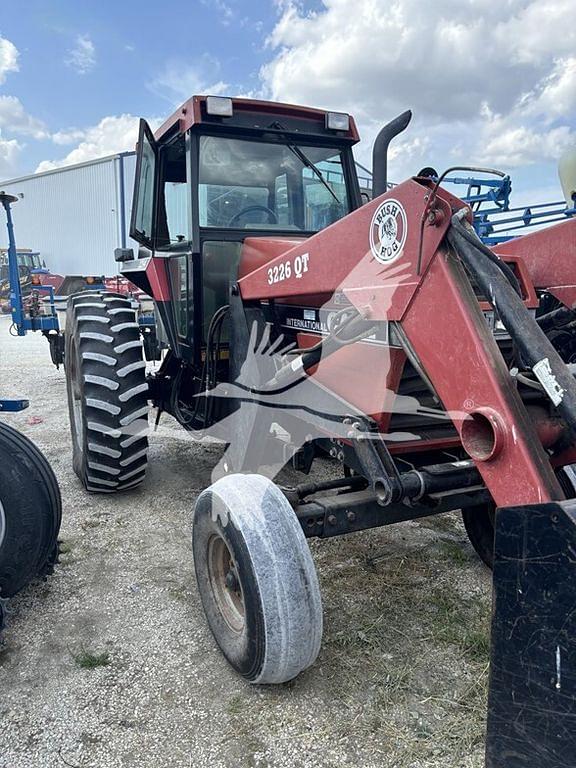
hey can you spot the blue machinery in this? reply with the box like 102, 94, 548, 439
0, 398, 28, 413
445, 173, 576, 245
1, 192, 59, 336
361, 167, 576, 244
1, 191, 155, 366
0, 194, 42, 411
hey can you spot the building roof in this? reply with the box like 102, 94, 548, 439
0, 151, 136, 186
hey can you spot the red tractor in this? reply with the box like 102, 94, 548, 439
64, 96, 576, 766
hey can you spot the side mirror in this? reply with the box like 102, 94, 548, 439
114, 247, 135, 263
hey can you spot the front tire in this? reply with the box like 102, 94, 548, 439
65, 292, 149, 493
193, 474, 323, 684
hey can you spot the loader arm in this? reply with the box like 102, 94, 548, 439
237, 177, 576, 508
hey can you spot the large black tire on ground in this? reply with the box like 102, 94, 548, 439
0, 421, 62, 599
462, 503, 496, 570
193, 473, 323, 684
65, 292, 149, 493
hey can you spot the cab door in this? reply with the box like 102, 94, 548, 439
127, 119, 193, 357
130, 119, 158, 249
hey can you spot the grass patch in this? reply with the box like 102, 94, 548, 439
461, 629, 491, 663
439, 539, 470, 565
81, 518, 101, 530
227, 694, 244, 716
374, 665, 412, 708
167, 584, 189, 603
430, 588, 491, 664
304, 520, 490, 765
74, 650, 111, 669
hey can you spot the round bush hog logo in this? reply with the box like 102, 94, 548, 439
369, 198, 408, 264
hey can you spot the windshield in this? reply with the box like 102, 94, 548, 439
19, 253, 42, 269
198, 135, 350, 231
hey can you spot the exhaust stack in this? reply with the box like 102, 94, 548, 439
371, 110, 412, 197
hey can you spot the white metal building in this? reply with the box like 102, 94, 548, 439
0, 152, 138, 277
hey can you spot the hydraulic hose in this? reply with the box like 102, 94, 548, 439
452, 214, 523, 297
447, 211, 576, 436
537, 306, 575, 332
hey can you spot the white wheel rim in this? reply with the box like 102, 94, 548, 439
207, 534, 245, 633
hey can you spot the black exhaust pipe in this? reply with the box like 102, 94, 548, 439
371, 110, 412, 197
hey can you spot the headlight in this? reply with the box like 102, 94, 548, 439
326, 112, 350, 131
206, 96, 233, 117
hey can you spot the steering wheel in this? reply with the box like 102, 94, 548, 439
228, 205, 278, 227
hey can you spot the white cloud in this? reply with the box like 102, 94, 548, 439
0, 96, 48, 139
0, 131, 22, 178
494, 2, 576, 66
149, 55, 229, 105
0, 35, 18, 85
64, 34, 96, 75
260, 0, 576, 176
470, 58, 576, 168
478, 123, 574, 167
522, 58, 576, 119
51, 127, 89, 146
201, 0, 234, 26
36, 114, 161, 172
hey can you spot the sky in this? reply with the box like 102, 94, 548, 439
0, 0, 575, 205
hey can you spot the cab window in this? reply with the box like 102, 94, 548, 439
198, 135, 350, 231
156, 135, 190, 250
132, 126, 156, 243
303, 157, 348, 230
130, 120, 190, 250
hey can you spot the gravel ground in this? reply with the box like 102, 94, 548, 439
0, 315, 492, 768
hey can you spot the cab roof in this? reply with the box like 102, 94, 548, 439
154, 95, 360, 144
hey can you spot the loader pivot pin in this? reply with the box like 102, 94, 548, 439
461, 409, 505, 462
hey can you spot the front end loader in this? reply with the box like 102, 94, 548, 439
63, 95, 576, 766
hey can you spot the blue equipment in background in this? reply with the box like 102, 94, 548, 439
443, 173, 576, 245
1, 191, 59, 336
0, 398, 28, 412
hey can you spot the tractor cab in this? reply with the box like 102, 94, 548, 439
121, 95, 362, 365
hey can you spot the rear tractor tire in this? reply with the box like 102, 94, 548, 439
0, 422, 62, 609
193, 474, 323, 684
65, 292, 149, 493
462, 503, 496, 570
461, 466, 576, 571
